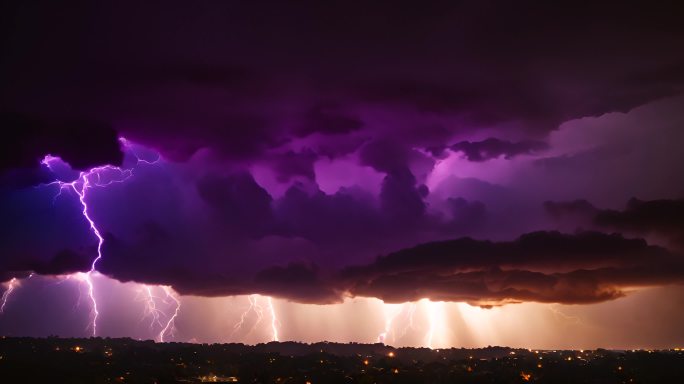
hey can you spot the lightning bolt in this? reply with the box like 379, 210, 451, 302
233, 294, 280, 342
0, 278, 19, 314
137, 285, 165, 329
402, 303, 418, 339
423, 300, 446, 349
548, 304, 584, 326
233, 294, 265, 337
41, 154, 135, 336
266, 296, 279, 342
378, 302, 403, 344
37, 138, 173, 338
158, 286, 181, 342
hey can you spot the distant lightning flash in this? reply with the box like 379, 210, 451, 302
377, 302, 419, 345
548, 304, 585, 326
135, 285, 182, 342
158, 286, 181, 342
378, 303, 403, 344
424, 300, 447, 349
233, 294, 280, 342
0, 278, 19, 314
138, 285, 165, 329
233, 294, 264, 337
266, 296, 280, 342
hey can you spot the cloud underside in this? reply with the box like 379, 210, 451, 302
123, 231, 682, 307
79, 232, 684, 306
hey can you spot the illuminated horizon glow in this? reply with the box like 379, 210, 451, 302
378, 302, 403, 343
139, 285, 165, 329
1, 274, 678, 349
377, 300, 454, 349
423, 300, 448, 349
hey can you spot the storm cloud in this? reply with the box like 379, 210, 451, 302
1, 1, 684, 312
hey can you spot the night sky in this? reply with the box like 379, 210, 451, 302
2, 1, 684, 349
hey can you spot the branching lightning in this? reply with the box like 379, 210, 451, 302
34, 138, 179, 339
378, 303, 403, 343
41, 156, 129, 335
158, 286, 181, 342
233, 294, 264, 337
137, 285, 166, 329
233, 294, 280, 342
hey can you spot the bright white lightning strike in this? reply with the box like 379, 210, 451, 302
233, 294, 264, 337
158, 286, 181, 342
138, 285, 165, 329
378, 303, 403, 343
41, 155, 133, 336
36, 138, 174, 339
423, 300, 447, 349
1, 278, 19, 314
266, 296, 279, 342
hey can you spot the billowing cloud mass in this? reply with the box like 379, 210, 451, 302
341, 231, 684, 306
1, 0, 684, 321
546, 198, 684, 250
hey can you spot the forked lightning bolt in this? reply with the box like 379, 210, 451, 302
233, 294, 280, 342
37, 138, 174, 338
41, 156, 132, 336
138, 285, 165, 329
158, 286, 181, 342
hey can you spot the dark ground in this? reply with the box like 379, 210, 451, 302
1, 337, 683, 383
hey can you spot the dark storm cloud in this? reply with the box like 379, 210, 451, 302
2, 0, 684, 311
296, 103, 364, 137
594, 199, 684, 240
544, 199, 597, 219
254, 262, 339, 304
546, 198, 684, 249
0, 113, 122, 178
196, 172, 275, 237
340, 231, 684, 306
448, 138, 548, 162
2, 1, 683, 167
